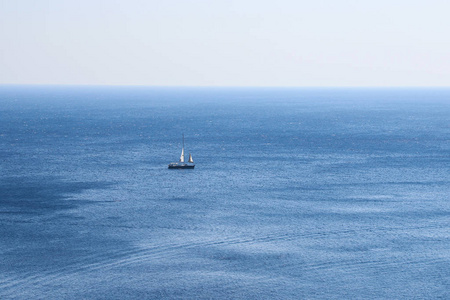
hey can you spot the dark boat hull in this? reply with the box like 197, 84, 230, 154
168, 164, 195, 169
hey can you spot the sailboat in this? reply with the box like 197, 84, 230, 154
168, 134, 195, 169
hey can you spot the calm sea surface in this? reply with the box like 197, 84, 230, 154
0, 86, 449, 299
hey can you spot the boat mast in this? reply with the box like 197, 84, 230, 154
180, 133, 185, 163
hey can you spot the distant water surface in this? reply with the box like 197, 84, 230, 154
0, 86, 449, 299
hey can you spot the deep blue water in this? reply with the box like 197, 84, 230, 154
0, 86, 449, 299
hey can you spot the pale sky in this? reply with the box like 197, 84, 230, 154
1, 0, 449, 86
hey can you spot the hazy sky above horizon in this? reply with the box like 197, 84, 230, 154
1, 0, 449, 86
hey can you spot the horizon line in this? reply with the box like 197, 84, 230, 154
1, 84, 450, 89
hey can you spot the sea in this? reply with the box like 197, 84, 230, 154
0, 86, 449, 299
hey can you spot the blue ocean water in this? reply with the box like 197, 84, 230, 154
0, 86, 449, 299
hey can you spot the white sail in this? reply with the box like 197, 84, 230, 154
188, 153, 194, 163
180, 148, 184, 162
